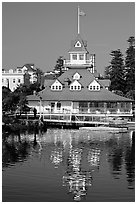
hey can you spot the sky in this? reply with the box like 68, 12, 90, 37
2, 2, 135, 74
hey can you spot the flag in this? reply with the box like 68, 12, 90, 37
79, 10, 86, 16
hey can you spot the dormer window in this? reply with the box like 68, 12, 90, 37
75, 41, 82, 47
51, 79, 63, 91
73, 72, 81, 80
70, 80, 82, 91
88, 80, 100, 91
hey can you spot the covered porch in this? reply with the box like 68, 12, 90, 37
33, 101, 133, 115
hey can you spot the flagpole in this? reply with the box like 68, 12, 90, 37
78, 5, 80, 34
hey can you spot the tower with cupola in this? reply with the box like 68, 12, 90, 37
64, 6, 95, 73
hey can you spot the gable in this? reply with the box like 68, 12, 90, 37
88, 80, 100, 91
69, 34, 88, 53
70, 80, 82, 91
73, 72, 81, 80
51, 79, 62, 86
51, 79, 63, 91
89, 80, 100, 86
70, 80, 81, 86
75, 41, 82, 47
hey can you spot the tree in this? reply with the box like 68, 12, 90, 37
54, 56, 64, 76
125, 90, 135, 100
34, 68, 44, 85
125, 36, 135, 94
2, 92, 20, 113
24, 72, 31, 86
2, 86, 11, 100
108, 49, 125, 94
104, 65, 111, 79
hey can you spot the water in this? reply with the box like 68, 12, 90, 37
2, 128, 135, 202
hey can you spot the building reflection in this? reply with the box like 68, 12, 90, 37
62, 135, 92, 201
87, 148, 101, 169
3, 129, 135, 200
50, 134, 64, 168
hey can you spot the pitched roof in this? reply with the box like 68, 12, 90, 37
58, 68, 95, 86
24, 64, 36, 72
27, 85, 132, 102
27, 68, 133, 102
17, 64, 36, 72
68, 34, 88, 53
98, 79, 111, 87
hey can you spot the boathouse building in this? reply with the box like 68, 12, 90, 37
27, 33, 133, 123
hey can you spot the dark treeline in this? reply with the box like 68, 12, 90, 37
104, 36, 135, 100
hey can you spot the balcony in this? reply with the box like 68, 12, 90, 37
64, 60, 93, 67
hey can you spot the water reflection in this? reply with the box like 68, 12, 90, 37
2, 134, 31, 168
87, 148, 101, 168
2, 129, 135, 201
50, 134, 64, 168
125, 131, 135, 189
106, 132, 135, 184
63, 135, 92, 201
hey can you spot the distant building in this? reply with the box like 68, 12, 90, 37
2, 64, 37, 91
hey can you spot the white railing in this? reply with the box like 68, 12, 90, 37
64, 60, 92, 66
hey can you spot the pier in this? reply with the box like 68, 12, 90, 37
4, 112, 133, 130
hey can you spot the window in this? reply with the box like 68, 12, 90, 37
72, 54, 77, 60
70, 85, 81, 91
121, 102, 129, 109
79, 54, 84, 60
75, 41, 81, 47
13, 79, 15, 83
79, 102, 88, 112
18, 79, 21, 83
78, 86, 80, 90
18, 69, 22, 73
107, 102, 117, 108
70, 86, 73, 90
2, 79, 4, 83
57, 102, 61, 110
51, 85, 62, 90
89, 85, 100, 91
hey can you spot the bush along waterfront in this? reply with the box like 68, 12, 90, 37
2, 114, 46, 138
